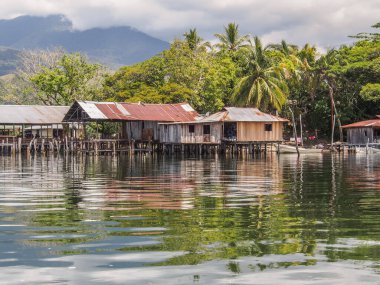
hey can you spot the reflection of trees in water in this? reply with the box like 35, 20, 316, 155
5, 154, 380, 270
279, 154, 380, 263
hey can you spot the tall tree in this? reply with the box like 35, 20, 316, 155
31, 53, 107, 105
183, 28, 204, 51
0, 48, 65, 104
233, 37, 288, 111
214, 23, 249, 52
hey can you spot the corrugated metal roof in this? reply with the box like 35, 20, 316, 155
69, 101, 200, 122
160, 107, 289, 125
0, 105, 69, 124
95, 103, 136, 120
342, 119, 380, 129
196, 107, 288, 123
119, 102, 198, 122
224, 107, 288, 122
78, 101, 107, 120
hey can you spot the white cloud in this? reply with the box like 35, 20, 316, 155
0, 0, 379, 47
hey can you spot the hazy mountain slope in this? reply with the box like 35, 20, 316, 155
0, 15, 169, 69
0, 47, 21, 75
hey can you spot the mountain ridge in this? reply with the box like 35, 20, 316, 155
0, 14, 169, 74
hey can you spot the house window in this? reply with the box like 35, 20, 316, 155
189, 125, 195, 133
203, 125, 211, 135
265, 124, 273, 132
364, 130, 368, 137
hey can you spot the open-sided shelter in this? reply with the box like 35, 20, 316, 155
0, 105, 70, 139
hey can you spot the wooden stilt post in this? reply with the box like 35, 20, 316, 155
18, 137, 21, 153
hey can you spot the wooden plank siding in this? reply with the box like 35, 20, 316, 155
181, 123, 221, 144
160, 123, 222, 144
346, 127, 373, 144
124, 121, 160, 141
159, 124, 182, 143
237, 122, 284, 142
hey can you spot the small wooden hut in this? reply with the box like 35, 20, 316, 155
63, 101, 200, 142
342, 116, 380, 144
159, 107, 288, 144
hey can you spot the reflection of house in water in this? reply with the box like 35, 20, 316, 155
104, 175, 197, 210
102, 157, 288, 210
343, 155, 380, 190
229, 156, 285, 197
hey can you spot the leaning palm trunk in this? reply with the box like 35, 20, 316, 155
327, 82, 343, 143
288, 106, 300, 156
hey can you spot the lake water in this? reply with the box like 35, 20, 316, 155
0, 153, 380, 284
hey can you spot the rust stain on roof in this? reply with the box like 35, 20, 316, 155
69, 101, 199, 122
342, 119, 380, 128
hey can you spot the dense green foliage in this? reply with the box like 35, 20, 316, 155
30, 53, 105, 105
102, 23, 380, 138
103, 39, 237, 113
1, 22, 379, 138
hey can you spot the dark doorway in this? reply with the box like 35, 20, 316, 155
374, 128, 380, 142
224, 122, 237, 140
203, 125, 211, 135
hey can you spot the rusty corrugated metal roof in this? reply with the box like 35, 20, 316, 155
78, 101, 108, 120
119, 103, 198, 121
0, 105, 69, 124
342, 119, 380, 129
70, 101, 199, 122
95, 103, 136, 120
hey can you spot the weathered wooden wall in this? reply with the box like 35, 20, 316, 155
124, 121, 160, 141
237, 122, 284, 142
182, 123, 221, 143
346, 127, 373, 144
160, 123, 222, 144
159, 124, 182, 143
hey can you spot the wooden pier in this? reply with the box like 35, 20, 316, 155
335, 142, 380, 154
0, 135, 279, 157
161, 141, 276, 156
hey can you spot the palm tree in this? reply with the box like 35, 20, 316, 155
214, 23, 249, 52
183, 28, 210, 51
266, 40, 299, 55
232, 37, 288, 111
267, 40, 306, 81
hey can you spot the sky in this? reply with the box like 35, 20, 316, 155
0, 0, 379, 49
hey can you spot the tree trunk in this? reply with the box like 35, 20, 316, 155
289, 106, 299, 156
327, 82, 343, 142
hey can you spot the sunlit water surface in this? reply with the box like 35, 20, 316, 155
0, 153, 380, 284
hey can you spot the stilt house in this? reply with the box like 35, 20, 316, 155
342, 116, 380, 144
63, 101, 200, 141
159, 107, 288, 144
0, 105, 70, 139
